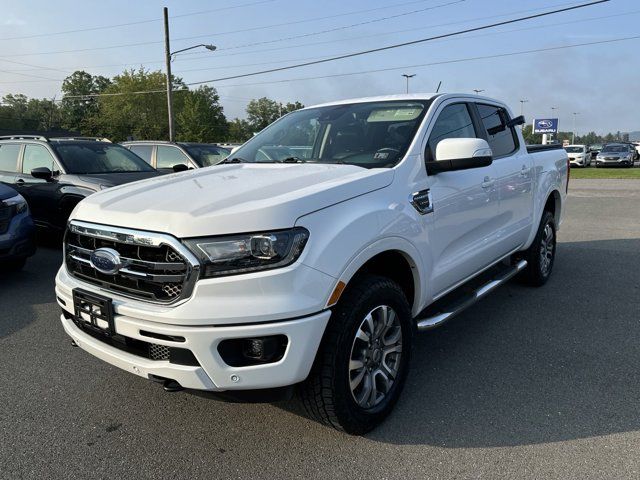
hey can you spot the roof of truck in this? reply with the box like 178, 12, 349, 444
305, 93, 503, 110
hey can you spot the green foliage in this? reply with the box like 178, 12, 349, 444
0, 70, 307, 143
176, 86, 227, 142
60, 70, 111, 134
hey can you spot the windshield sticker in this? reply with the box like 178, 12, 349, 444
367, 107, 423, 122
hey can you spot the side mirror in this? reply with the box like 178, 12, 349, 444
31, 167, 53, 181
427, 138, 493, 174
172, 163, 189, 172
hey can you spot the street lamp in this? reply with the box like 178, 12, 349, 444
164, 7, 216, 142
402, 74, 416, 94
473, 89, 484, 95
550, 107, 558, 142
572, 112, 580, 144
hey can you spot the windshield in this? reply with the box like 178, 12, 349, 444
230, 100, 431, 169
183, 144, 230, 167
564, 146, 585, 153
601, 145, 627, 153
53, 143, 156, 174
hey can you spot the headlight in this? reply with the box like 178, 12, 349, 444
3, 194, 29, 215
184, 227, 309, 278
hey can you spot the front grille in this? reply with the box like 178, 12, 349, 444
0, 205, 13, 235
64, 222, 198, 304
149, 343, 170, 361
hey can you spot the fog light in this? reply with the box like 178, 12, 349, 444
242, 336, 282, 361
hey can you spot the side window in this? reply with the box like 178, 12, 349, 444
0, 144, 21, 172
23, 144, 56, 173
426, 103, 477, 161
156, 146, 189, 169
128, 145, 153, 165
476, 104, 518, 158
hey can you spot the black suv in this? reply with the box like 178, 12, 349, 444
121, 141, 230, 174
0, 136, 160, 232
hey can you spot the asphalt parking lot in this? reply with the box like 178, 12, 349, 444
1, 179, 639, 480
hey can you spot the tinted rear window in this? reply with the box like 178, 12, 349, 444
53, 143, 156, 174
476, 104, 518, 157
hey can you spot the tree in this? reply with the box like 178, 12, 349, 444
246, 97, 281, 132
60, 71, 111, 134
227, 118, 252, 142
175, 85, 227, 142
95, 68, 186, 141
0, 94, 61, 131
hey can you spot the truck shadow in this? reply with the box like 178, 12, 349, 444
359, 238, 640, 447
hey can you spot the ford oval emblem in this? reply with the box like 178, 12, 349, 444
90, 248, 123, 275
538, 120, 553, 128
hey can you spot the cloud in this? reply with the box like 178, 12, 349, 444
3, 16, 26, 26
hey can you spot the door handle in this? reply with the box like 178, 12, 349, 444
15, 178, 25, 184
481, 177, 495, 189
520, 165, 530, 177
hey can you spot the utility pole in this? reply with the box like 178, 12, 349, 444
572, 112, 579, 144
402, 74, 416, 94
163, 7, 174, 142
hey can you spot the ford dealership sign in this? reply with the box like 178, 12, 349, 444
533, 118, 559, 134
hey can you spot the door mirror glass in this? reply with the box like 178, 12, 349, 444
427, 138, 493, 174
31, 166, 53, 181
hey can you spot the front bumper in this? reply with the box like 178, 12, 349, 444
0, 213, 36, 261
57, 291, 331, 391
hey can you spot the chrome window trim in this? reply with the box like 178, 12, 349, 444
65, 220, 201, 305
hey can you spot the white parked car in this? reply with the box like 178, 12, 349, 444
55, 94, 569, 434
564, 144, 591, 167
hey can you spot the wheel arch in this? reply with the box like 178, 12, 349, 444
329, 237, 424, 316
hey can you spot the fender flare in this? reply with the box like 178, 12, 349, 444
328, 236, 426, 316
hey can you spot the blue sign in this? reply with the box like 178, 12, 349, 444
533, 118, 559, 134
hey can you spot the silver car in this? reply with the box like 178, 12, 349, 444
596, 143, 635, 168
564, 144, 591, 167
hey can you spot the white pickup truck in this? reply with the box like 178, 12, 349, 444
55, 94, 568, 434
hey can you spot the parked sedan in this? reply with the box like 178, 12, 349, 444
595, 143, 635, 168
0, 183, 35, 271
121, 141, 230, 174
564, 144, 591, 167
0, 136, 160, 233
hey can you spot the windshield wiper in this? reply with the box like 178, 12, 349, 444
221, 157, 248, 164
280, 156, 307, 163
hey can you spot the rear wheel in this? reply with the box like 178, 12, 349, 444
299, 274, 413, 435
518, 211, 556, 287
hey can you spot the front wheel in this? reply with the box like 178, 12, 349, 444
298, 274, 413, 435
518, 211, 556, 286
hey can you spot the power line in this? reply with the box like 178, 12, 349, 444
10, 0, 585, 72
216, 0, 465, 51
0, 0, 275, 42
207, 34, 640, 88
187, 0, 610, 85
57, 32, 639, 100
0, 0, 462, 58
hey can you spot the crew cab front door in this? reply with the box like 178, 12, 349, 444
424, 102, 501, 297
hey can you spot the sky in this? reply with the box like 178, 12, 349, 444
0, 0, 638, 135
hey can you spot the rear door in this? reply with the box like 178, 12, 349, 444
126, 144, 155, 166
473, 102, 533, 251
0, 143, 22, 186
424, 101, 501, 296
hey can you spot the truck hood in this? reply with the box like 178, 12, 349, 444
71, 163, 394, 237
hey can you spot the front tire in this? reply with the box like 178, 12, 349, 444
299, 274, 413, 435
519, 211, 556, 286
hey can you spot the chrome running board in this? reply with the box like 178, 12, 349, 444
416, 259, 528, 331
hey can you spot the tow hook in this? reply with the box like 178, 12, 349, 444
163, 379, 184, 392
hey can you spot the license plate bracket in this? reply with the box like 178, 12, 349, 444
73, 289, 115, 336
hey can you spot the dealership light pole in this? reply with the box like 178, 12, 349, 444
519, 99, 529, 130
402, 74, 416, 94
164, 7, 216, 142
572, 112, 580, 144
550, 107, 558, 142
